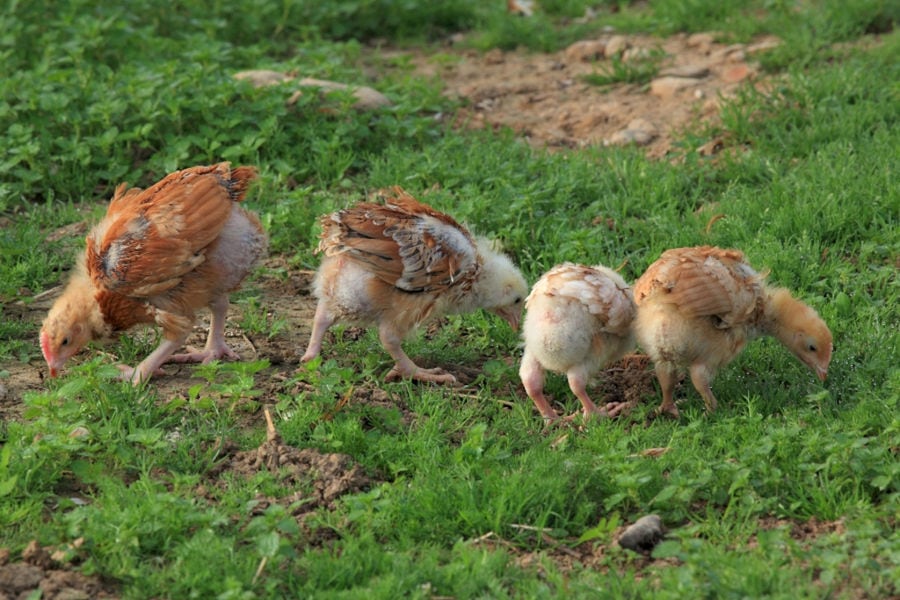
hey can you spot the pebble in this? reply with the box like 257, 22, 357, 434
233, 69, 291, 87
608, 118, 658, 146
564, 40, 606, 62
608, 128, 656, 146
287, 78, 392, 111
650, 76, 700, 98
235, 71, 391, 111
618, 514, 664, 553
604, 35, 629, 58
721, 63, 753, 84
686, 32, 715, 48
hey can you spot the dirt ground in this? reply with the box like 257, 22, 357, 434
409, 31, 779, 156
1, 30, 792, 597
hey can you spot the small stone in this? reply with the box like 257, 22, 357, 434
746, 38, 781, 54
627, 118, 657, 134
604, 35, 629, 58
618, 514, 664, 553
608, 128, 656, 146
287, 78, 391, 111
649, 76, 699, 98
659, 65, 710, 79
726, 49, 746, 62
687, 32, 715, 48
233, 70, 292, 87
721, 63, 753, 84
55, 589, 90, 600
564, 40, 606, 62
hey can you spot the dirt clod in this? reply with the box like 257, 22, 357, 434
0, 541, 118, 599
207, 409, 373, 517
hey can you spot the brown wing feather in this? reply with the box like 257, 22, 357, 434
318, 188, 479, 293
635, 246, 761, 323
86, 163, 255, 298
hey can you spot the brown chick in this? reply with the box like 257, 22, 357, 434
633, 246, 833, 418
519, 263, 636, 422
40, 162, 268, 383
300, 186, 528, 384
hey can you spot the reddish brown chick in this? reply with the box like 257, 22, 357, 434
633, 246, 833, 418
40, 162, 268, 383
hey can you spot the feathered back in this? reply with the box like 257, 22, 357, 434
528, 263, 635, 335
634, 245, 765, 327
317, 186, 481, 294
86, 162, 256, 299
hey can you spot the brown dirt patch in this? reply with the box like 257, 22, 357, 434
205, 409, 373, 515
0, 540, 118, 600
200, 409, 376, 546
405, 31, 780, 157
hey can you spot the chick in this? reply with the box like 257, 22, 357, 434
519, 263, 636, 421
40, 163, 267, 383
301, 186, 528, 383
633, 246, 833, 418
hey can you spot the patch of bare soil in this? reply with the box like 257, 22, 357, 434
0, 540, 118, 600
200, 409, 376, 546
407, 31, 780, 157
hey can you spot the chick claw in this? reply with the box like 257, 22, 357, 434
385, 365, 458, 385
167, 344, 240, 365
116, 364, 165, 383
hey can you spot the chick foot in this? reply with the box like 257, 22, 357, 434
167, 343, 240, 365
116, 364, 165, 383
385, 365, 458, 384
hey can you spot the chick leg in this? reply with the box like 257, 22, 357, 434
118, 336, 187, 384
519, 352, 559, 421
654, 362, 680, 419
689, 363, 718, 413
168, 296, 239, 364
566, 367, 608, 421
300, 301, 335, 363
379, 323, 456, 384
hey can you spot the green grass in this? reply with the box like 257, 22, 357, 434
1, 0, 899, 598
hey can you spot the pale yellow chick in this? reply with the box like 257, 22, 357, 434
519, 263, 636, 421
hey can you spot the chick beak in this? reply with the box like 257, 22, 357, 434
40, 332, 61, 377
493, 307, 521, 332
816, 365, 828, 381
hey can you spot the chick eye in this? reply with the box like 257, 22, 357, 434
807, 343, 817, 352
514, 296, 523, 304
61, 337, 69, 346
